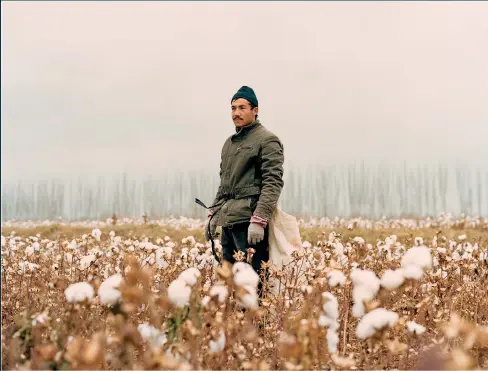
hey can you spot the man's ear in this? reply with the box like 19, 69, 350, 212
253, 107, 259, 117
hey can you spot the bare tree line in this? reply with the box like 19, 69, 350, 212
1, 162, 487, 221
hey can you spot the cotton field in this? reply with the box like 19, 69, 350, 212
1, 217, 488, 370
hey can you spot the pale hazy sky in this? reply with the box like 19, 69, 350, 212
2, 1, 488, 181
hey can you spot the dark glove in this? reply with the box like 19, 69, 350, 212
247, 222, 265, 245
204, 216, 218, 241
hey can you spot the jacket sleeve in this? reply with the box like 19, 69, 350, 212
253, 135, 284, 221
210, 159, 223, 212
210, 140, 227, 217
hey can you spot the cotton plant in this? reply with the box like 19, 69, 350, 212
356, 308, 399, 340
98, 274, 122, 306
167, 267, 201, 308
91, 228, 102, 242
232, 262, 259, 310
209, 330, 226, 353
350, 268, 381, 318
65, 282, 95, 303
318, 292, 340, 353
407, 321, 426, 335
327, 270, 346, 287
138, 322, 167, 349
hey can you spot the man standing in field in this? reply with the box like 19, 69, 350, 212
204, 86, 285, 290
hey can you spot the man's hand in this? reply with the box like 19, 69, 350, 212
204, 216, 218, 241
248, 222, 265, 245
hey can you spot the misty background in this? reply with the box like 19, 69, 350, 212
2, 2, 488, 220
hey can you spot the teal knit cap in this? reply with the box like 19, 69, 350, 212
231, 86, 258, 107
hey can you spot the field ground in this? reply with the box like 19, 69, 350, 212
2, 220, 488, 370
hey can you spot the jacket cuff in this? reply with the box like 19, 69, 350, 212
251, 215, 268, 228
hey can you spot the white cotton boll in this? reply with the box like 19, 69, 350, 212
238, 285, 258, 309
352, 301, 365, 318
322, 292, 339, 320
155, 249, 169, 269
452, 251, 461, 261
401, 246, 432, 270
19, 261, 39, 274
25, 245, 35, 256
181, 247, 189, 259
91, 229, 102, 242
65, 282, 95, 303
350, 262, 360, 270
79, 254, 96, 270
351, 286, 377, 318
201, 296, 211, 307
178, 267, 201, 286
318, 314, 339, 330
232, 262, 251, 276
209, 330, 226, 353
458, 234, 467, 241
352, 285, 376, 303
234, 267, 260, 288
301, 285, 313, 295
380, 269, 405, 290
209, 284, 229, 303
32, 311, 49, 326
437, 247, 446, 255
99, 286, 121, 305
402, 264, 424, 280
334, 243, 344, 256
327, 270, 346, 287
326, 329, 339, 353
407, 321, 426, 335
140, 242, 158, 251
353, 236, 365, 244
98, 274, 122, 305
1, 236, 5, 247
189, 247, 200, 259
433, 256, 439, 267
303, 241, 312, 249
351, 269, 380, 296
356, 308, 399, 340
138, 323, 167, 349
167, 279, 191, 308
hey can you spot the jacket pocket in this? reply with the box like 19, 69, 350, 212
225, 198, 252, 223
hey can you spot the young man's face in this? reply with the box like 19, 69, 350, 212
231, 98, 258, 128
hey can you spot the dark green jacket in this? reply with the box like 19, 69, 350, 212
211, 120, 284, 227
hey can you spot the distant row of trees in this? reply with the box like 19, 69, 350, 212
1, 162, 487, 221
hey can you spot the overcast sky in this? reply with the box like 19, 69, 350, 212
2, 1, 488, 182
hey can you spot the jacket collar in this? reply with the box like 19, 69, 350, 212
234, 119, 261, 136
